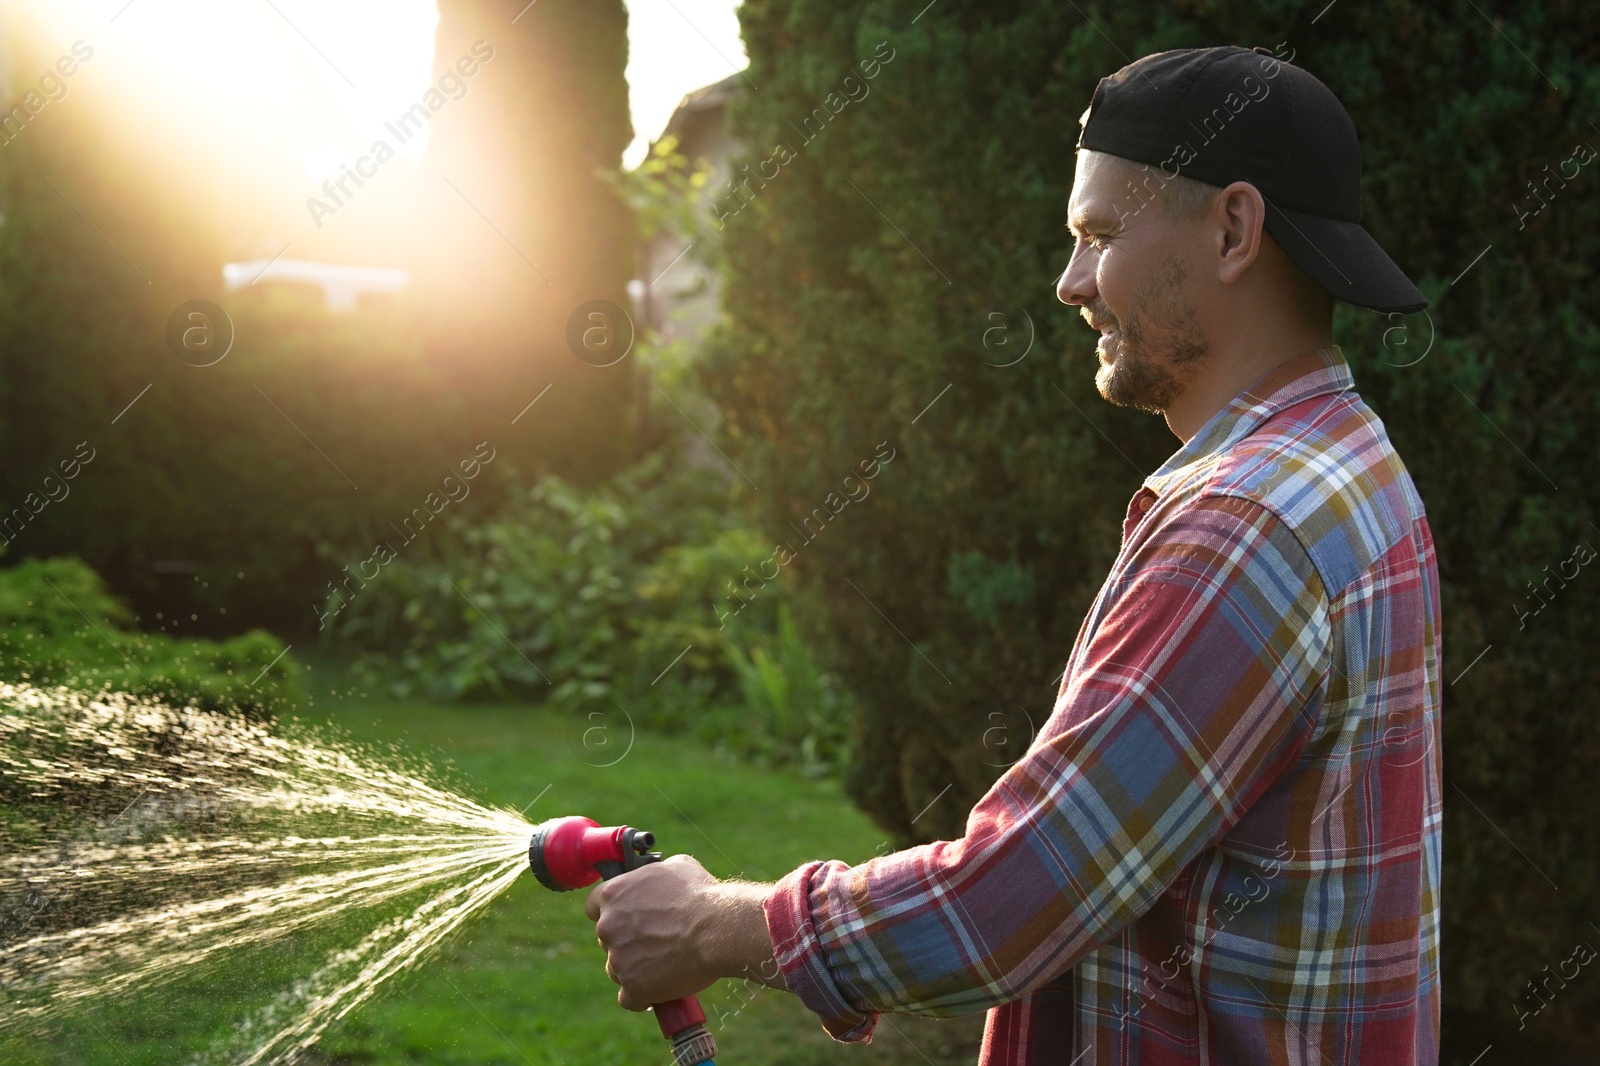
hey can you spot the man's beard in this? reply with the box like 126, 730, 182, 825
1090, 255, 1210, 414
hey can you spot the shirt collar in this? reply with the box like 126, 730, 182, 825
1142, 345, 1354, 496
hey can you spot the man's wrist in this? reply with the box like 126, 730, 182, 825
698, 880, 786, 990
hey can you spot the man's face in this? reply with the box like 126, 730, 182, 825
1056, 150, 1210, 414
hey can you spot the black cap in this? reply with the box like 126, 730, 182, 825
1078, 45, 1427, 315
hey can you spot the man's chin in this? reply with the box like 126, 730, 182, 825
1094, 363, 1118, 402
1096, 362, 1165, 415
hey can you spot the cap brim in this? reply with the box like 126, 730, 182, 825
1263, 199, 1428, 315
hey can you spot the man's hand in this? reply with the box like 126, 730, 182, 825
582, 854, 784, 1011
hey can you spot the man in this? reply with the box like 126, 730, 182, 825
585, 45, 1443, 1065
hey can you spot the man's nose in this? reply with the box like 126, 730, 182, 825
1056, 247, 1096, 306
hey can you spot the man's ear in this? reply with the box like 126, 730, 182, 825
1214, 180, 1267, 286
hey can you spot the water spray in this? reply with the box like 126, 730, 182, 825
528, 816, 719, 1066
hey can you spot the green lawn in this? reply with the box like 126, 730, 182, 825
5, 673, 986, 1065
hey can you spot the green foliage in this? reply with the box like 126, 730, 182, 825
605, 134, 718, 250
325, 446, 855, 773
0, 552, 301, 716
723, 602, 856, 777
707, 0, 1600, 1053
946, 551, 1037, 630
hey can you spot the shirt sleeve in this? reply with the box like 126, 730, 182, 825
762, 494, 1332, 1041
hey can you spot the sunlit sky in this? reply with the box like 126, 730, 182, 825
620, 0, 748, 167
12, 0, 746, 175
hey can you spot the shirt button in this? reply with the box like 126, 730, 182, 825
1138, 494, 1154, 512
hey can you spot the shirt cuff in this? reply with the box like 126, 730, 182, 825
762, 859, 879, 1042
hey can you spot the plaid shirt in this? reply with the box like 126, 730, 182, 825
764, 345, 1443, 1065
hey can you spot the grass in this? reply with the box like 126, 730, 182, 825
4, 665, 986, 1066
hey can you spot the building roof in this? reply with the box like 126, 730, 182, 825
651, 71, 745, 158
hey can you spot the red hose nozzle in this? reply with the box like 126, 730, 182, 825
528, 816, 658, 891
526, 815, 720, 1065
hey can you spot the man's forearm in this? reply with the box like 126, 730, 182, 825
700, 880, 787, 991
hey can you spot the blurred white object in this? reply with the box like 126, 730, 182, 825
222, 258, 408, 311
